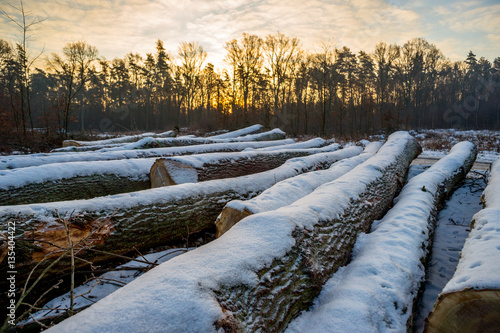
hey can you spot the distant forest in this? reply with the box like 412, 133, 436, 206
1, 31, 499, 150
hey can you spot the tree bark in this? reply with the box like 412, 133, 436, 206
0, 149, 350, 307
425, 159, 500, 333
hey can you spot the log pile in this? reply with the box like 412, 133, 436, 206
39, 132, 421, 333
2, 143, 315, 205
0, 147, 359, 300
425, 159, 500, 333
55, 128, 284, 153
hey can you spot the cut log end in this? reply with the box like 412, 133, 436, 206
25, 218, 115, 263
425, 289, 500, 333
150, 158, 198, 188
215, 206, 253, 238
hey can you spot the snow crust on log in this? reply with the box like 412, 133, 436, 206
441, 159, 500, 293
215, 143, 381, 236
0, 147, 353, 222
286, 141, 477, 333
45, 132, 418, 333
207, 124, 263, 139
0, 140, 294, 170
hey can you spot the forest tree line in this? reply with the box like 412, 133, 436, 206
1, 31, 499, 150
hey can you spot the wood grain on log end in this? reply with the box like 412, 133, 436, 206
150, 158, 198, 188
216, 206, 253, 238
25, 218, 115, 263
425, 289, 500, 333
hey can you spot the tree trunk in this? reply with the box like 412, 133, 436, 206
0, 149, 351, 310
150, 145, 338, 188
425, 159, 500, 333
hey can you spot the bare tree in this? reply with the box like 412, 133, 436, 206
1, 0, 45, 140
47, 41, 98, 136
178, 41, 206, 126
264, 33, 300, 122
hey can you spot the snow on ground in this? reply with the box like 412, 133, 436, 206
286, 142, 476, 333
0, 140, 294, 170
43, 132, 416, 333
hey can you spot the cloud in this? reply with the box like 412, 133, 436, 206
0, 0, 498, 69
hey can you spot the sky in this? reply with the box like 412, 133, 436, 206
0, 0, 499, 69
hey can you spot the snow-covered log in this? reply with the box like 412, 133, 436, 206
0, 140, 294, 170
0, 159, 155, 205
215, 142, 383, 237
425, 159, 500, 333
43, 132, 420, 333
286, 141, 477, 333
207, 124, 263, 139
62, 130, 175, 147
149, 144, 339, 188
54, 129, 286, 153
0, 148, 358, 300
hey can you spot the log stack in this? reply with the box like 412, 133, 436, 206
41, 132, 421, 333
2, 143, 321, 205
425, 159, 500, 333
61, 130, 175, 147
0, 147, 360, 303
